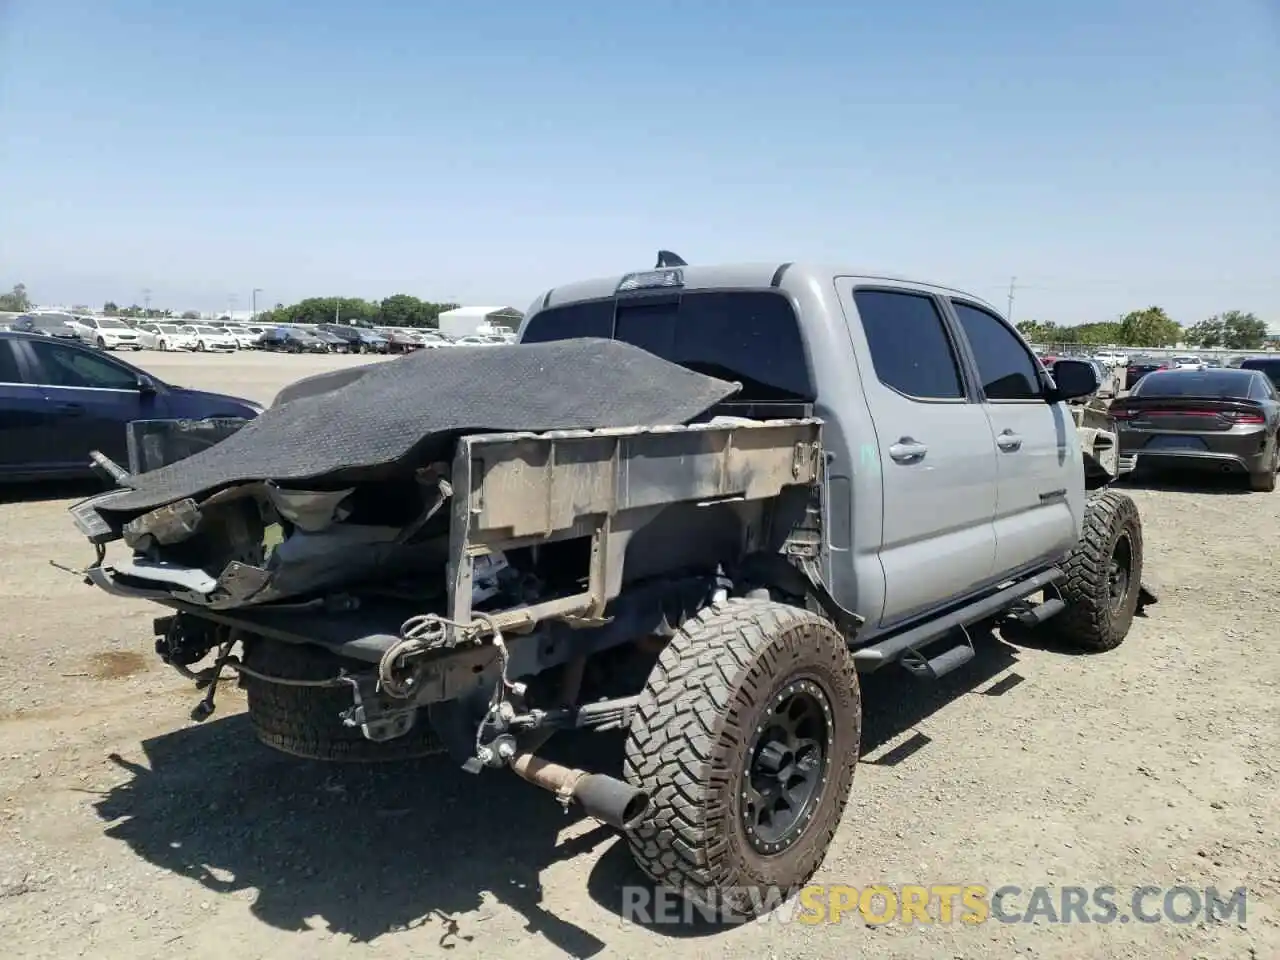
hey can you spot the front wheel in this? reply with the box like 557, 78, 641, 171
624, 598, 861, 918
1049, 489, 1143, 651
96, 336, 107, 350
196, 341, 206, 352
158, 340, 168, 351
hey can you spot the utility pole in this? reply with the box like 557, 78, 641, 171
227, 294, 237, 320
142, 288, 152, 315
251, 288, 263, 321
1006, 276, 1016, 323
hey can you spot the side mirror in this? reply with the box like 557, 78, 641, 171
136, 374, 159, 395
1047, 359, 1100, 402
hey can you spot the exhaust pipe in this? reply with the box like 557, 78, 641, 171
509, 751, 650, 830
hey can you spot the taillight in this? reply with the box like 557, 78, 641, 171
1223, 411, 1265, 424
1110, 406, 1136, 421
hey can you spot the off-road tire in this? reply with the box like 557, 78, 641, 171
1249, 441, 1278, 493
241, 636, 443, 762
623, 598, 861, 919
1050, 489, 1143, 651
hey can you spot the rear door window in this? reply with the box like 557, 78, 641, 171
852, 289, 965, 400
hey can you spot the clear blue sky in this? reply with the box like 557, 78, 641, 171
2, 0, 1277, 326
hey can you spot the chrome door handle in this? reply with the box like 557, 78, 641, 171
996, 430, 1023, 451
888, 438, 928, 463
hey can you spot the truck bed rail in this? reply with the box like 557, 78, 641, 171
446, 417, 824, 635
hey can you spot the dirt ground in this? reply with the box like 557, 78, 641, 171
1, 352, 1277, 960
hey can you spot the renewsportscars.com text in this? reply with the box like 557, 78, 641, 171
622, 884, 1249, 927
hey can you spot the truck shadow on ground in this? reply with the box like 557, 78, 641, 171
94, 626, 1032, 951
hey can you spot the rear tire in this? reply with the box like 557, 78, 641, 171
1249, 441, 1278, 492
1049, 489, 1143, 651
623, 598, 861, 918
241, 636, 443, 762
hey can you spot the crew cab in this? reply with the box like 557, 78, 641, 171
69, 258, 1154, 920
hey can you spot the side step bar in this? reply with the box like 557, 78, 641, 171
1011, 596, 1065, 627
900, 636, 975, 680
851, 567, 1065, 671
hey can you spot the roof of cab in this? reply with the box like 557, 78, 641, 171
531, 261, 999, 315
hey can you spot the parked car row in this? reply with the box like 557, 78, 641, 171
10, 312, 521, 356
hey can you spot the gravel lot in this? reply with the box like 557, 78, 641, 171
1, 351, 1277, 960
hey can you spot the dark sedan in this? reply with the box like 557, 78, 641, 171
316, 323, 389, 354
0, 331, 261, 482
1239, 356, 1280, 390
1110, 368, 1279, 491
257, 327, 330, 353
1123, 356, 1169, 390
12, 313, 80, 340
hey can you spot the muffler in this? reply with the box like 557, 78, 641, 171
509, 751, 650, 830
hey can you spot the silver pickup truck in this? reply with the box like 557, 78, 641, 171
71, 257, 1155, 919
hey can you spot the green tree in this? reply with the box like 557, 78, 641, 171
103, 301, 119, 315
1218, 310, 1267, 350
1015, 320, 1059, 343
181, 310, 200, 320
257, 295, 462, 329
0, 283, 32, 312
1069, 321, 1123, 346
376, 294, 458, 329
1183, 317, 1224, 348
1118, 306, 1181, 348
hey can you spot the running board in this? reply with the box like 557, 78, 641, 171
900, 639, 975, 680
852, 567, 1065, 670
1010, 596, 1065, 627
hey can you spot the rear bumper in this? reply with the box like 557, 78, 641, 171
1118, 433, 1272, 474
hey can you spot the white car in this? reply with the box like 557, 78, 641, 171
215, 324, 261, 349
77, 316, 144, 351
1093, 351, 1128, 367
135, 322, 196, 351
181, 324, 240, 352
1169, 355, 1207, 371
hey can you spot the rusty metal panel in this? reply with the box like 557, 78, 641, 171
461, 419, 823, 542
